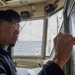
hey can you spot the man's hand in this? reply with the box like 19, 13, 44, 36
52, 32, 75, 69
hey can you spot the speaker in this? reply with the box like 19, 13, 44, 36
20, 11, 30, 19
44, 4, 56, 14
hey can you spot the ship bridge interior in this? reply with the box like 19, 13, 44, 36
0, 0, 65, 75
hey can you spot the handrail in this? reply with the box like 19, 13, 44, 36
0, 0, 5, 7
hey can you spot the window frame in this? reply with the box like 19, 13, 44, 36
45, 8, 64, 57
12, 8, 63, 59
12, 18, 47, 59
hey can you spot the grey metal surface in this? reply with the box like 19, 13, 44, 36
69, 3, 75, 75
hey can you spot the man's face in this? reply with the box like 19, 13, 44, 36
0, 19, 20, 46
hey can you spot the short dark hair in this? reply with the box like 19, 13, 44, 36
0, 9, 21, 23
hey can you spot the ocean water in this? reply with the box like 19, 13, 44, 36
14, 41, 42, 56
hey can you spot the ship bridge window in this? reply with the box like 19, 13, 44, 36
46, 9, 63, 56
13, 19, 44, 57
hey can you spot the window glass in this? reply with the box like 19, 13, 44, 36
14, 20, 44, 56
46, 9, 63, 56
57, 9, 63, 32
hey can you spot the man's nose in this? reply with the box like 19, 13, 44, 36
14, 26, 20, 34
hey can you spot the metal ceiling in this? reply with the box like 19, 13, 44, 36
0, 0, 47, 7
